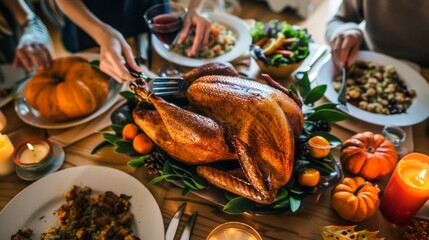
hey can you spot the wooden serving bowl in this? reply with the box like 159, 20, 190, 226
255, 59, 302, 78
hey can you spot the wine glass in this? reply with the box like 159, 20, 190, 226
144, 2, 187, 76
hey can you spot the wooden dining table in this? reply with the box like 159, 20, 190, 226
2, 1, 429, 239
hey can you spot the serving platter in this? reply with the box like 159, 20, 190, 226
171, 159, 343, 215
13, 54, 127, 129
152, 12, 252, 67
317, 51, 429, 126
0, 166, 164, 239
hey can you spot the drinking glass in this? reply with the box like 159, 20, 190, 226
144, 2, 187, 76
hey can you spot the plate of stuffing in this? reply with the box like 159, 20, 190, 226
317, 51, 429, 126
0, 166, 164, 240
152, 12, 251, 67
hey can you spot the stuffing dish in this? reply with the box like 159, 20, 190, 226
11, 185, 139, 240
172, 22, 237, 59
333, 60, 416, 115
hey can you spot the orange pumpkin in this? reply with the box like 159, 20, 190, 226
331, 177, 380, 222
25, 56, 110, 122
340, 131, 397, 180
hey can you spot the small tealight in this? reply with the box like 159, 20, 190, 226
13, 138, 53, 172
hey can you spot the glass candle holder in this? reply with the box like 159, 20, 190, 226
13, 138, 53, 172
379, 152, 429, 225
382, 125, 406, 157
206, 222, 262, 240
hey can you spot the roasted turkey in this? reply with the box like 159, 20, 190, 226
131, 63, 304, 204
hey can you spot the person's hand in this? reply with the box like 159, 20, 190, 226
177, 9, 211, 57
13, 17, 52, 72
330, 30, 363, 69
96, 25, 140, 83
13, 42, 52, 72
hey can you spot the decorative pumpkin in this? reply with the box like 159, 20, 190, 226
331, 177, 380, 222
25, 56, 110, 122
340, 131, 398, 180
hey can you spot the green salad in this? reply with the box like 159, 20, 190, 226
250, 20, 311, 66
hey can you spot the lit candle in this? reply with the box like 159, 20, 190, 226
20, 143, 50, 164
13, 138, 52, 171
379, 152, 429, 225
206, 222, 262, 240
0, 133, 15, 176
0, 110, 6, 131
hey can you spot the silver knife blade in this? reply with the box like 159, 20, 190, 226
179, 211, 198, 240
165, 203, 187, 240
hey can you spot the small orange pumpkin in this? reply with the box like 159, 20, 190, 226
340, 131, 397, 180
25, 56, 110, 122
331, 177, 380, 222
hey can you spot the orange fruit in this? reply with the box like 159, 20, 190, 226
133, 133, 154, 154
308, 136, 331, 159
122, 123, 138, 140
297, 168, 320, 187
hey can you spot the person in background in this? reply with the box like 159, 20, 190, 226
55, 0, 211, 83
0, 0, 52, 72
326, 0, 429, 69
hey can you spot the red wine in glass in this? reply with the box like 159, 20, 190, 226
144, 2, 187, 76
152, 14, 183, 47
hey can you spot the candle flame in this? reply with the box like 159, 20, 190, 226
26, 143, 34, 152
419, 169, 427, 179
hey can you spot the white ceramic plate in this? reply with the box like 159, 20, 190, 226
317, 51, 429, 126
0, 166, 164, 239
14, 54, 127, 129
152, 12, 251, 67
0, 64, 28, 107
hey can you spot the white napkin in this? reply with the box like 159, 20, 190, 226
47, 99, 126, 148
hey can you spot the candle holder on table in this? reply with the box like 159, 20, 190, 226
13, 138, 64, 181
379, 152, 429, 225
206, 222, 262, 240
382, 125, 407, 158
0, 132, 15, 176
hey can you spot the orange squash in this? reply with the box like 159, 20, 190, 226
25, 56, 110, 122
340, 131, 398, 180
331, 177, 380, 222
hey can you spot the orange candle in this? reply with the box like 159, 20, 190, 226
379, 153, 429, 225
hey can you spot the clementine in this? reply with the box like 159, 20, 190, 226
133, 133, 154, 154
308, 136, 331, 159
122, 123, 138, 140
297, 168, 320, 187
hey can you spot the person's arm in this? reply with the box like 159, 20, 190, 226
55, 0, 140, 83
2, 0, 52, 71
177, 0, 211, 57
325, 0, 364, 68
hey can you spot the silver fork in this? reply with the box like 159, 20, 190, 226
129, 68, 188, 97
337, 66, 349, 112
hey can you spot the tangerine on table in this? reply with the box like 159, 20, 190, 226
308, 136, 331, 159
133, 133, 154, 154
122, 123, 138, 140
297, 168, 320, 187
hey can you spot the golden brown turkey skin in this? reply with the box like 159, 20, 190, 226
187, 75, 303, 190
131, 62, 304, 204
133, 97, 236, 164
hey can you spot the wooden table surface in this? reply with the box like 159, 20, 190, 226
2, 1, 429, 239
